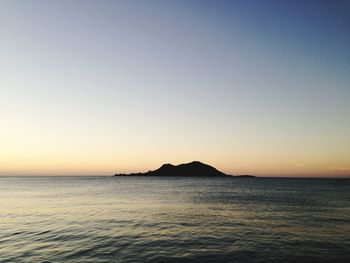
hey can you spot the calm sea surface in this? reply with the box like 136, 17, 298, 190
0, 177, 349, 263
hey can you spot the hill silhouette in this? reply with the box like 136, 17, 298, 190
114, 161, 233, 177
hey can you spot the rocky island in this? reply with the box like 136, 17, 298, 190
114, 161, 255, 177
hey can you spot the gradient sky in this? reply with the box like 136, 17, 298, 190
1, 0, 349, 176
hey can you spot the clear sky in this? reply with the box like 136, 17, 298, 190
1, 0, 349, 176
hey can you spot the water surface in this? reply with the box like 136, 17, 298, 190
1, 177, 349, 262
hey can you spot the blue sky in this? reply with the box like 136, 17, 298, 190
1, 0, 349, 176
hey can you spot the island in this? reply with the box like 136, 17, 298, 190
114, 161, 256, 177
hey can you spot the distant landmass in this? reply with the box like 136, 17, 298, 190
236, 175, 256, 178
114, 161, 255, 177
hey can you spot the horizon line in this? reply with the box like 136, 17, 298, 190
0, 175, 349, 179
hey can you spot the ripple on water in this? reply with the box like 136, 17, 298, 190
0, 177, 349, 263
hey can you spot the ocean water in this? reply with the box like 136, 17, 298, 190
0, 177, 349, 263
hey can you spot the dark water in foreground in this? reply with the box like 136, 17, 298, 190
0, 177, 349, 263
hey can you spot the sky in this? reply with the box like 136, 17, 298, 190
1, 0, 349, 177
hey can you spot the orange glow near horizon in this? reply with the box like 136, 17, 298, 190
1, 148, 349, 177
1, 116, 349, 177
1, 118, 349, 177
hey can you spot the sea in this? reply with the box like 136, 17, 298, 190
0, 176, 349, 263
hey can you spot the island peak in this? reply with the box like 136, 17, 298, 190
114, 161, 233, 177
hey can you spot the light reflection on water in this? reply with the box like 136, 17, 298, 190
0, 177, 349, 262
